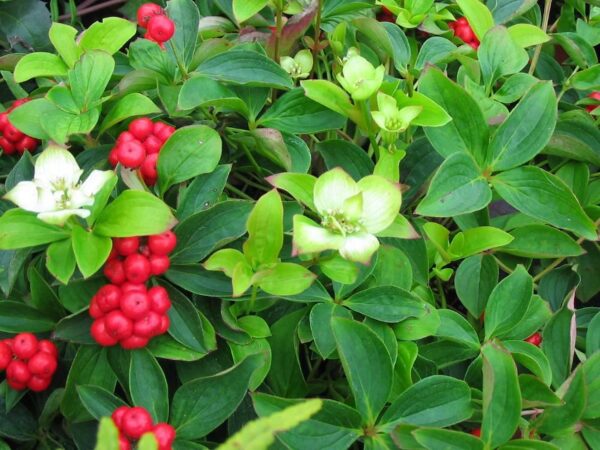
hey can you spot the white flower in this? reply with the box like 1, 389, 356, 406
4, 145, 113, 226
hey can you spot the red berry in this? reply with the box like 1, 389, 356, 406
13, 333, 38, 360
7, 360, 31, 384
117, 140, 146, 168
15, 136, 38, 154
157, 315, 170, 335
96, 284, 123, 313
3, 339, 13, 351
525, 332, 542, 347
139, 245, 152, 257
148, 286, 171, 314
0, 341, 12, 370
122, 407, 154, 440
456, 17, 468, 26
586, 91, 600, 112
121, 283, 147, 294
7, 379, 27, 391
105, 310, 134, 340
141, 153, 159, 185
0, 136, 16, 155
109, 148, 119, 167
148, 231, 177, 256
38, 340, 58, 358
11, 98, 30, 108
120, 291, 151, 320
149, 254, 170, 275
134, 311, 163, 338
124, 253, 152, 283
137, 3, 164, 28
3, 123, 24, 142
89, 297, 104, 319
153, 423, 176, 450
0, 112, 9, 131
112, 406, 130, 428
119, 434, 132, 450
114, 237, 140, 256
143, 135, 163, 155
27, 351, 57, 377
104, 259, 127, 285
147, 15, 175, 43
28, 375, 51, 392
155, 125, 175, 143
120, 334, 149, 350
129, 117, 155, 141
117, 131, 137, 145
471, 428, 481, 437
91, 319, 119, 347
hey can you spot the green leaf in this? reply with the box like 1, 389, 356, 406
61, 346, 117, 423
582, 352, 600, 418
544, 115, 600, 166
507, 24, 551, 47
393, 305, 440, 340
436, 309, 480, 349
418, 68, 489, 165
455, 255, 498, 318
504, 340, 553, 386
79, 17, 136, 55
493, 73, 538, 103
380, 375, 473, 429
587, 313, 600, 358
177, 165, 231, 220
94, 190, 177, 237
99, 94, 161, 134
258, 88, 346, 134
0, 301, 55, 332
13, 52, 68, 82
77, 385, 127, 420
519, 374, 562, 408
219, 398, 322, 450
457, 0, 495, 40
553, 32, 598, 68
317, 140, 375, 181
485, 265, 533, 339
53, 310, 95, 345
256, 263, 316, 296
197, 50, 293, 90
172, 201, 253, 264
503, 295, 552, 341
343, 286, 427, 323
46, 238, 76, 284
94, 417, 119, 450
332, 317, 393, 424
166, 0, 201, 69
412, 428, 484, 450
492, 167, 596, 240
571, 65, 600, 90
170, 355, 261, 440
157, 125, 222, 194
178, 76, 249, 116
479, 26, 529, 89
416, 153, 492, 217
71, 226, 112, 278
28, 265, 64, 320
232, 0, 269, 22
310, 303, 352, 358
244, 190, 283, 267
481, 341, 521, 448
489, 82, 557, 171
138, 433, 158, 450
450, 226, 513, 258
301, 80, 365, 128
542, 306, 575, 388
0, 209, 70, 249
394, 90, 451, 127
499, 225, 584, 258
130, 349, 169, 423
49, 22, 81, 67
69, 50, 115, 111
0, 0, 51, 52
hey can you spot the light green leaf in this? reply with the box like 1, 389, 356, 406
79, 17, 136, 55
13, 52, 68, 82
49, 22, 81, 67
457, 0, 495, 40
69, 50, 115, 111
71, 226, 112, 278
256, 263, 316, 296
508, 24, 551, 47
232, 0, 269, 23
99, 94, 161, 134
479, 26, 529, 90
244, 190, 283, 267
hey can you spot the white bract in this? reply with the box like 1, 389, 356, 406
4, 145, 113, 226
293, 168, 402, 264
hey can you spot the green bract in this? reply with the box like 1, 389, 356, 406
337, 54, 385, 101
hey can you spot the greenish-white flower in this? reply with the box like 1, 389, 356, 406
4, 145, 113, 226
336, 54, 385, 101
372, 92, 423, 133
293, 168, 402, 264
280, 49, 313, 79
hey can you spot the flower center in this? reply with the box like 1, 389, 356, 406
321, 210, 363, 235
385, 117, 402, 130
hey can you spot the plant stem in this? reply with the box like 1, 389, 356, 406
226, 183, 253, 200
247, 285, 258, 314
358, 100, 379, 157
436, 277, 447, 309
169, 41, 189, 80
493, 255, 514, 275
310, 0, 323, 78
528, 0, 552, 75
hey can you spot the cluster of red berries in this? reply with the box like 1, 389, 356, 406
112, 406, 176, 450
449, 17, 480, 49
89, 231, 177, 349
109, 118, 175, 186
0, 333, 58, 392
137, 3, 175, 48
524, 332, 542, 347
586, 92, 600, 113
0, 99, 40, 156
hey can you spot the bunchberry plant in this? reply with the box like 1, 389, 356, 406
0, 0, 597, 449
